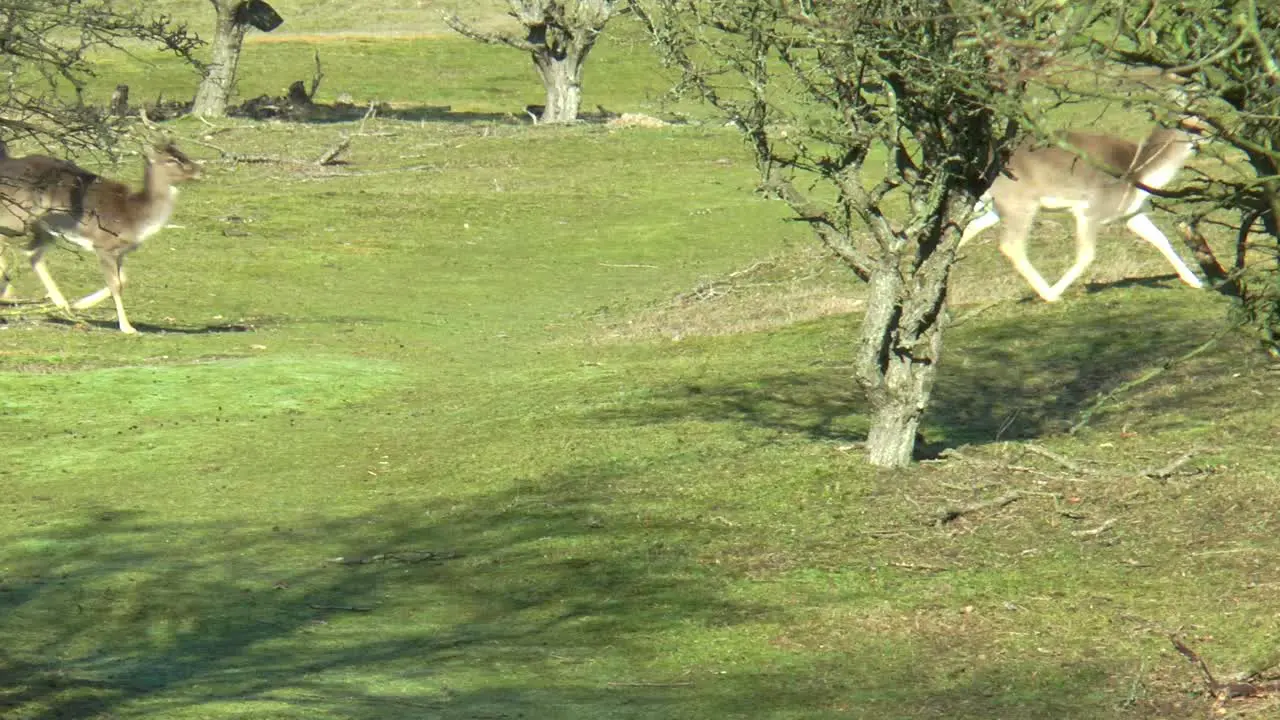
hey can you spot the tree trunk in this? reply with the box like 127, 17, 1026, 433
866, 399, 922, 468
192, 1, 248, 118
856, 251, 951, 468
532, 51, 586, 123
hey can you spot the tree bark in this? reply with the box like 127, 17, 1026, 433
532, 52, 586, 123
855, 214, 955, 468
192, 1, 248, 118
866, 398, 923, 468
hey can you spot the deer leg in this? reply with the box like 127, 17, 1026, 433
74, 253, 126, 310
1047, 212, 1098, 298
959, 207, 1001, 248
94, 250, 136, 333
998, 212, 1060, 301
72, 286, 112, 309
1125, 213, 1204, 288
27, 241, 71, 310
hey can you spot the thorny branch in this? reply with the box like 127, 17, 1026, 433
0, 0, 203, 154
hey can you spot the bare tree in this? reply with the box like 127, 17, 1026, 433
447, 1, 621, 123
632, 0, 1084, 467
0, 0, 201, 152
191, 0, 283, 118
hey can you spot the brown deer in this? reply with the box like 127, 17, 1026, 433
0, 141, 201, 333
959, 122, 1206, 301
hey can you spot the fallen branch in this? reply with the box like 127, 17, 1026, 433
187, 134, 352, 167
1024, 443, 1085, 474
185, 136, 284, 163
888, 561, 948, 572
1143, 451, 1196, 479
315, 137, 350, 166
935, 491, 1023, 526
357, 101, 378, 133
1070, 518, 1116, 538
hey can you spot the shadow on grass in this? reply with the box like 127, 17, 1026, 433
222, 101, 644, 127
40, 317, 257, 334
289, 105, 526, 125
592, 294, 1220, 449
1083, 272, 1185, 294
3, 460, 1149, 719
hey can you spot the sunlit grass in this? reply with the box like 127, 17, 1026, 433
1, 27, 1278, 720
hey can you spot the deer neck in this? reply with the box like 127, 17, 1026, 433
133, 158, 179, 241
1130, 130, 1195, 190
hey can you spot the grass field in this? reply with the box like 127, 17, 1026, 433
2, 12, 1280, 720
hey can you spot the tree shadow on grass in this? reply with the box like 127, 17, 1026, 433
930, 294, 1220, 443
219, 99, 641, 127
591, 295, 1220, 450
2, 459, 1169, 719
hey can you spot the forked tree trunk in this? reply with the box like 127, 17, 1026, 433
856, 237, 953, 468
533, 52, 586, 123
192, 1, 248, 117
447, 2, 614, 125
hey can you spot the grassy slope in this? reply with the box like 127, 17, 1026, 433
2, 21, 1280, 720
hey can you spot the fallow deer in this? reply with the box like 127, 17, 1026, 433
0, 141, 201, 333
959, 122, 1206, 301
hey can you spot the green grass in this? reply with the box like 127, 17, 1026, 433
93, 31, 679, 118
3, 29, 1280, 720
136, 0, 510, 36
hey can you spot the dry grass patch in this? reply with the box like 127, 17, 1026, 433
590, 244, 865, 343
593, 225, 1210, 345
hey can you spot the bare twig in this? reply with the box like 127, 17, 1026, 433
308, 49, 324, 99
357, 102, 378, 134
935, 491, 1024, 525
888, 561, 948, 572
1143, 451, 1197, 479
137, 107, 159, 131
1024, 443, 1086, 473
315, 137, 350, 166
1070, 518, 1116, 537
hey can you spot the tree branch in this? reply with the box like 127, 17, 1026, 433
444, 14, 541, 52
